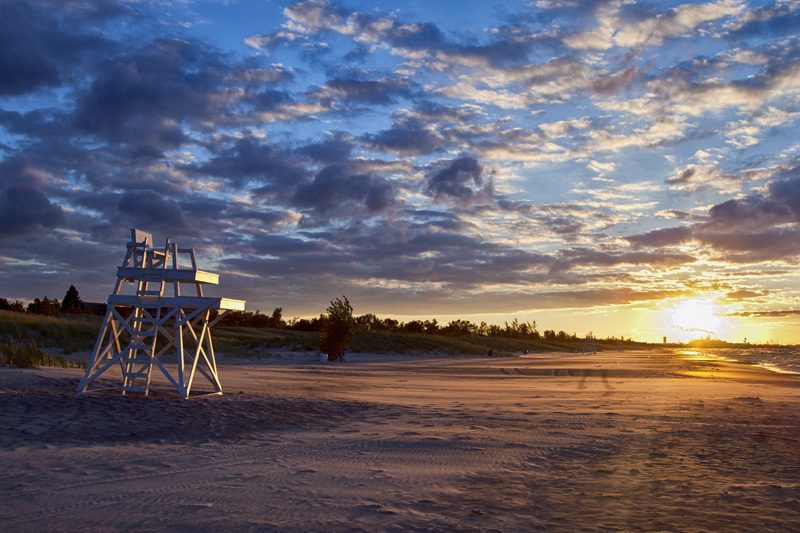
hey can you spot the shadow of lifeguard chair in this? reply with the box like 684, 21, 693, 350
77, 229, 245, 398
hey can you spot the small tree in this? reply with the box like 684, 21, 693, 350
0, 298, 25, 312
27, 296, 61, 315
319, 296, 354, 361
61, 285, 84, 313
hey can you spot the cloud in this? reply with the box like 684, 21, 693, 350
283, 0, 355, 36
424, 156, 493, 206
362, 118, 444, 155
564, 0, 744, 51
724, 289, 765, 300
592, 65, 638, 95
725, 309, 800, 318
0, 0, 114, 96
321, 76, 416, 105
296, 132, 355, 164
2, 0, 800, 328
550, 247, 696, 273
0, 186, 64, 236
190, 135, 306, 194
73, 39, 234, 153
704, 195, 793, 232
291, 164, 398, 221
767, 167, 800, 219
113, 189, 200, 237
625, 226, 693, 249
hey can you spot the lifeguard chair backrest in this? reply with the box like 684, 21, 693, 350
125, 229, 154, 269
131, 229, 153, 247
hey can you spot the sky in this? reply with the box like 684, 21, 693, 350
2, 0, 800, 344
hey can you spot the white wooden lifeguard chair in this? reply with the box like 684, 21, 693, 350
77, 229, 245, 398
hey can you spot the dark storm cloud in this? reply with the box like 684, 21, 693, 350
424, 156, 492, 206
73, 38, 233, 151
0, 186, 63, 236
363, 118, 444, 155
767, 168, 800, 219
696, 228, 800, 262
403, 101, 482, 123
630, 167, 800, 260
550, 248, 695, 274
707, 197, 791, 227
0, 0, 114, 96
247, 89, 292, 111
322, 77, 416, 105
625, 226, 693, 248
297, 132, 354, 164
113, 189, 199, 238
291, 164, 397, 218
672, 170, 800, 262
191, 136, 306, 193
0, 155, 49, 189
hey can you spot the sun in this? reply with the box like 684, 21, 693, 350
668, 298, 725, 341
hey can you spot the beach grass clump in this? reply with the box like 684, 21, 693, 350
0, 310, 99, 354
0, 337, 87, 369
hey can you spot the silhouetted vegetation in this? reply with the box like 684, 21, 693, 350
1, 287, 652, 366
213, 307, 285, 328
26, 296, 62, 315
61, 284, 84, 314
319, 296, 355, 361
0, 298, 24, 312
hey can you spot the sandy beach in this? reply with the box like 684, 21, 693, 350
1, 349, 799, 532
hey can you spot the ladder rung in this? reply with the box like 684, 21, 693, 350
124, 372, 149, 379
133, 317, 157, 322
122, 386, 148, 393
123, 357, 151, 364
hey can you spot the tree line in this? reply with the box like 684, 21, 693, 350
0, 285, 97, 316
212, 307, 576, 341
3, 285, 584, 342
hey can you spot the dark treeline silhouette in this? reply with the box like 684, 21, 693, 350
4, 286, 593, 341
1, 285, 105, 316
212, 307, 285, 329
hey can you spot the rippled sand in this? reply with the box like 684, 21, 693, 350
2, 350, 799, 531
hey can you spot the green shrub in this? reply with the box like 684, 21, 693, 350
319, 296, 355, 361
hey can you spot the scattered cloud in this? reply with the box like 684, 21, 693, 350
2, 0, 800, 340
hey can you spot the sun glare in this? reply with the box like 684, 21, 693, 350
668, 299, 725, 342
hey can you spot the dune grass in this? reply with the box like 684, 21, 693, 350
0, 310, 100, 354
0, 337, 86, 369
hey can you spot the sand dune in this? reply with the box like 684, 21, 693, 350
1, 350, 799, 531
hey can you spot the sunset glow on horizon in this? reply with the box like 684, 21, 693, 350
2, 0, 800, 343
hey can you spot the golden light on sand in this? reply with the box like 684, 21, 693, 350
667, 298, 726, 342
